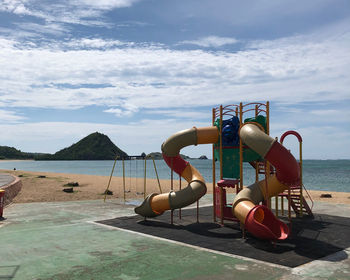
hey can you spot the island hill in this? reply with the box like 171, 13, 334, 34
0, 132, 208, 160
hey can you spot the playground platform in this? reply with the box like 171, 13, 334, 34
1, 197, 350, 279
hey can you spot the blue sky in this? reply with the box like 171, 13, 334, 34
0, 0, 349, 159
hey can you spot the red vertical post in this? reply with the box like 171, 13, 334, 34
0, 189, 5, 219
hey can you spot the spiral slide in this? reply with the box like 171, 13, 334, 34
135, 124, 300, 240
233, 124, 300, 240
135, 126, 219, 217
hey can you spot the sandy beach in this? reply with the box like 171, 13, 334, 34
1, 169, 349, 205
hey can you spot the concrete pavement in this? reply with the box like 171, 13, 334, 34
0, 197, 349, 280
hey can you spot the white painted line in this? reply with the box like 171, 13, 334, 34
291, 247, 350, 275
90, 221, 291, 271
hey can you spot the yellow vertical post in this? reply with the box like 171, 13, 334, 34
266, 101, 270, 135
104, 156, 118, 202
239, 102, 243, 191
122, 158, 126, 202
266, 101, 271, 208
212, 108, 216, 222
152, 157, 162, 193
143, 156, 147, 200
171, 157, 174, 225
219, 105, 223, 180
255, 105, 259, 182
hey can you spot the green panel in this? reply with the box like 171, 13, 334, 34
214, 148, 240, 179
243, 115, 266, 162
243, 148, 262, 162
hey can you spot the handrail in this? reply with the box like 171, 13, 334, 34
302, 183, 314, 211
242, 102, 267, 108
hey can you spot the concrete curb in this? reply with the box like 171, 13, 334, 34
1, 175, 22, 206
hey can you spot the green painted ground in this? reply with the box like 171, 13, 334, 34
0, 199, 349, 279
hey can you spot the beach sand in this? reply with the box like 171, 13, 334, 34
1, 169, 349, 205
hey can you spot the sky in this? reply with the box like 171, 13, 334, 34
0, 0, 349, 159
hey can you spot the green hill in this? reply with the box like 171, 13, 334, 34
36, 132, 128, 160
0, 146, 35, 160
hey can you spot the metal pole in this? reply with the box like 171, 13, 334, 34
255, 105, 259, 182
219, 105, 223, 180
266, 101, 271, 208
104, 156, 118, 202
171, 157, 174, 225
196, 200, 199, 223
144, 157, 147, 200
275, 195, 278, 216
239, 102, 243, 191
299, 141, 303, 217
212, 107, 216, 222
179, 174, 182, 219
152, 157, 162, 193
123, 158, 125, 202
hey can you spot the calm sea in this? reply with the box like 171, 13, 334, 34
0, 159, 349, 192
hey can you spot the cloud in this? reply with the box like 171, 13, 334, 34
179, 36, 239, 48
65, 38, 132, 49
0, 109, 26, 123
104, 103, 139, 117
0, 22, 349, 116
0, 0, 141, 27
148, 109, 208, 119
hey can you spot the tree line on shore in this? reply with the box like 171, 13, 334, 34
0, 132, 208, 161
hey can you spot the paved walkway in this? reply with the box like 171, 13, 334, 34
0, 173, 15, 187
0, 198, 349, 279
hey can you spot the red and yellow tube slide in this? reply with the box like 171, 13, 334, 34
134, 127, 219, 217
233, 123, 300, 240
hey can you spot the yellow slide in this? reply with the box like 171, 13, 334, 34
134, 126, 219, 217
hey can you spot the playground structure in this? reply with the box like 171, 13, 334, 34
134, 102, 312, 241
104, 155, 163, 202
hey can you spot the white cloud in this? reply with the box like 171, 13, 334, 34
0, 109, 26, 123
0, 0, 141, 27
65, 38, 131, 49
148, 109, 208, 119
74, 0, 139, 9
13, 22, 68, 36
104, 103, 139, 117
179, 36, 239, 48
0, 23, 349, 114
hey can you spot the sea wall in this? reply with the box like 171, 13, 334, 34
1, 175, 22, 206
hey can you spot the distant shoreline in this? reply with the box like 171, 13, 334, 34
1, 169, 349, 205
0, 159, 35, 162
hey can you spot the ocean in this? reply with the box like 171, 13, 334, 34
0, 159, 349, 193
